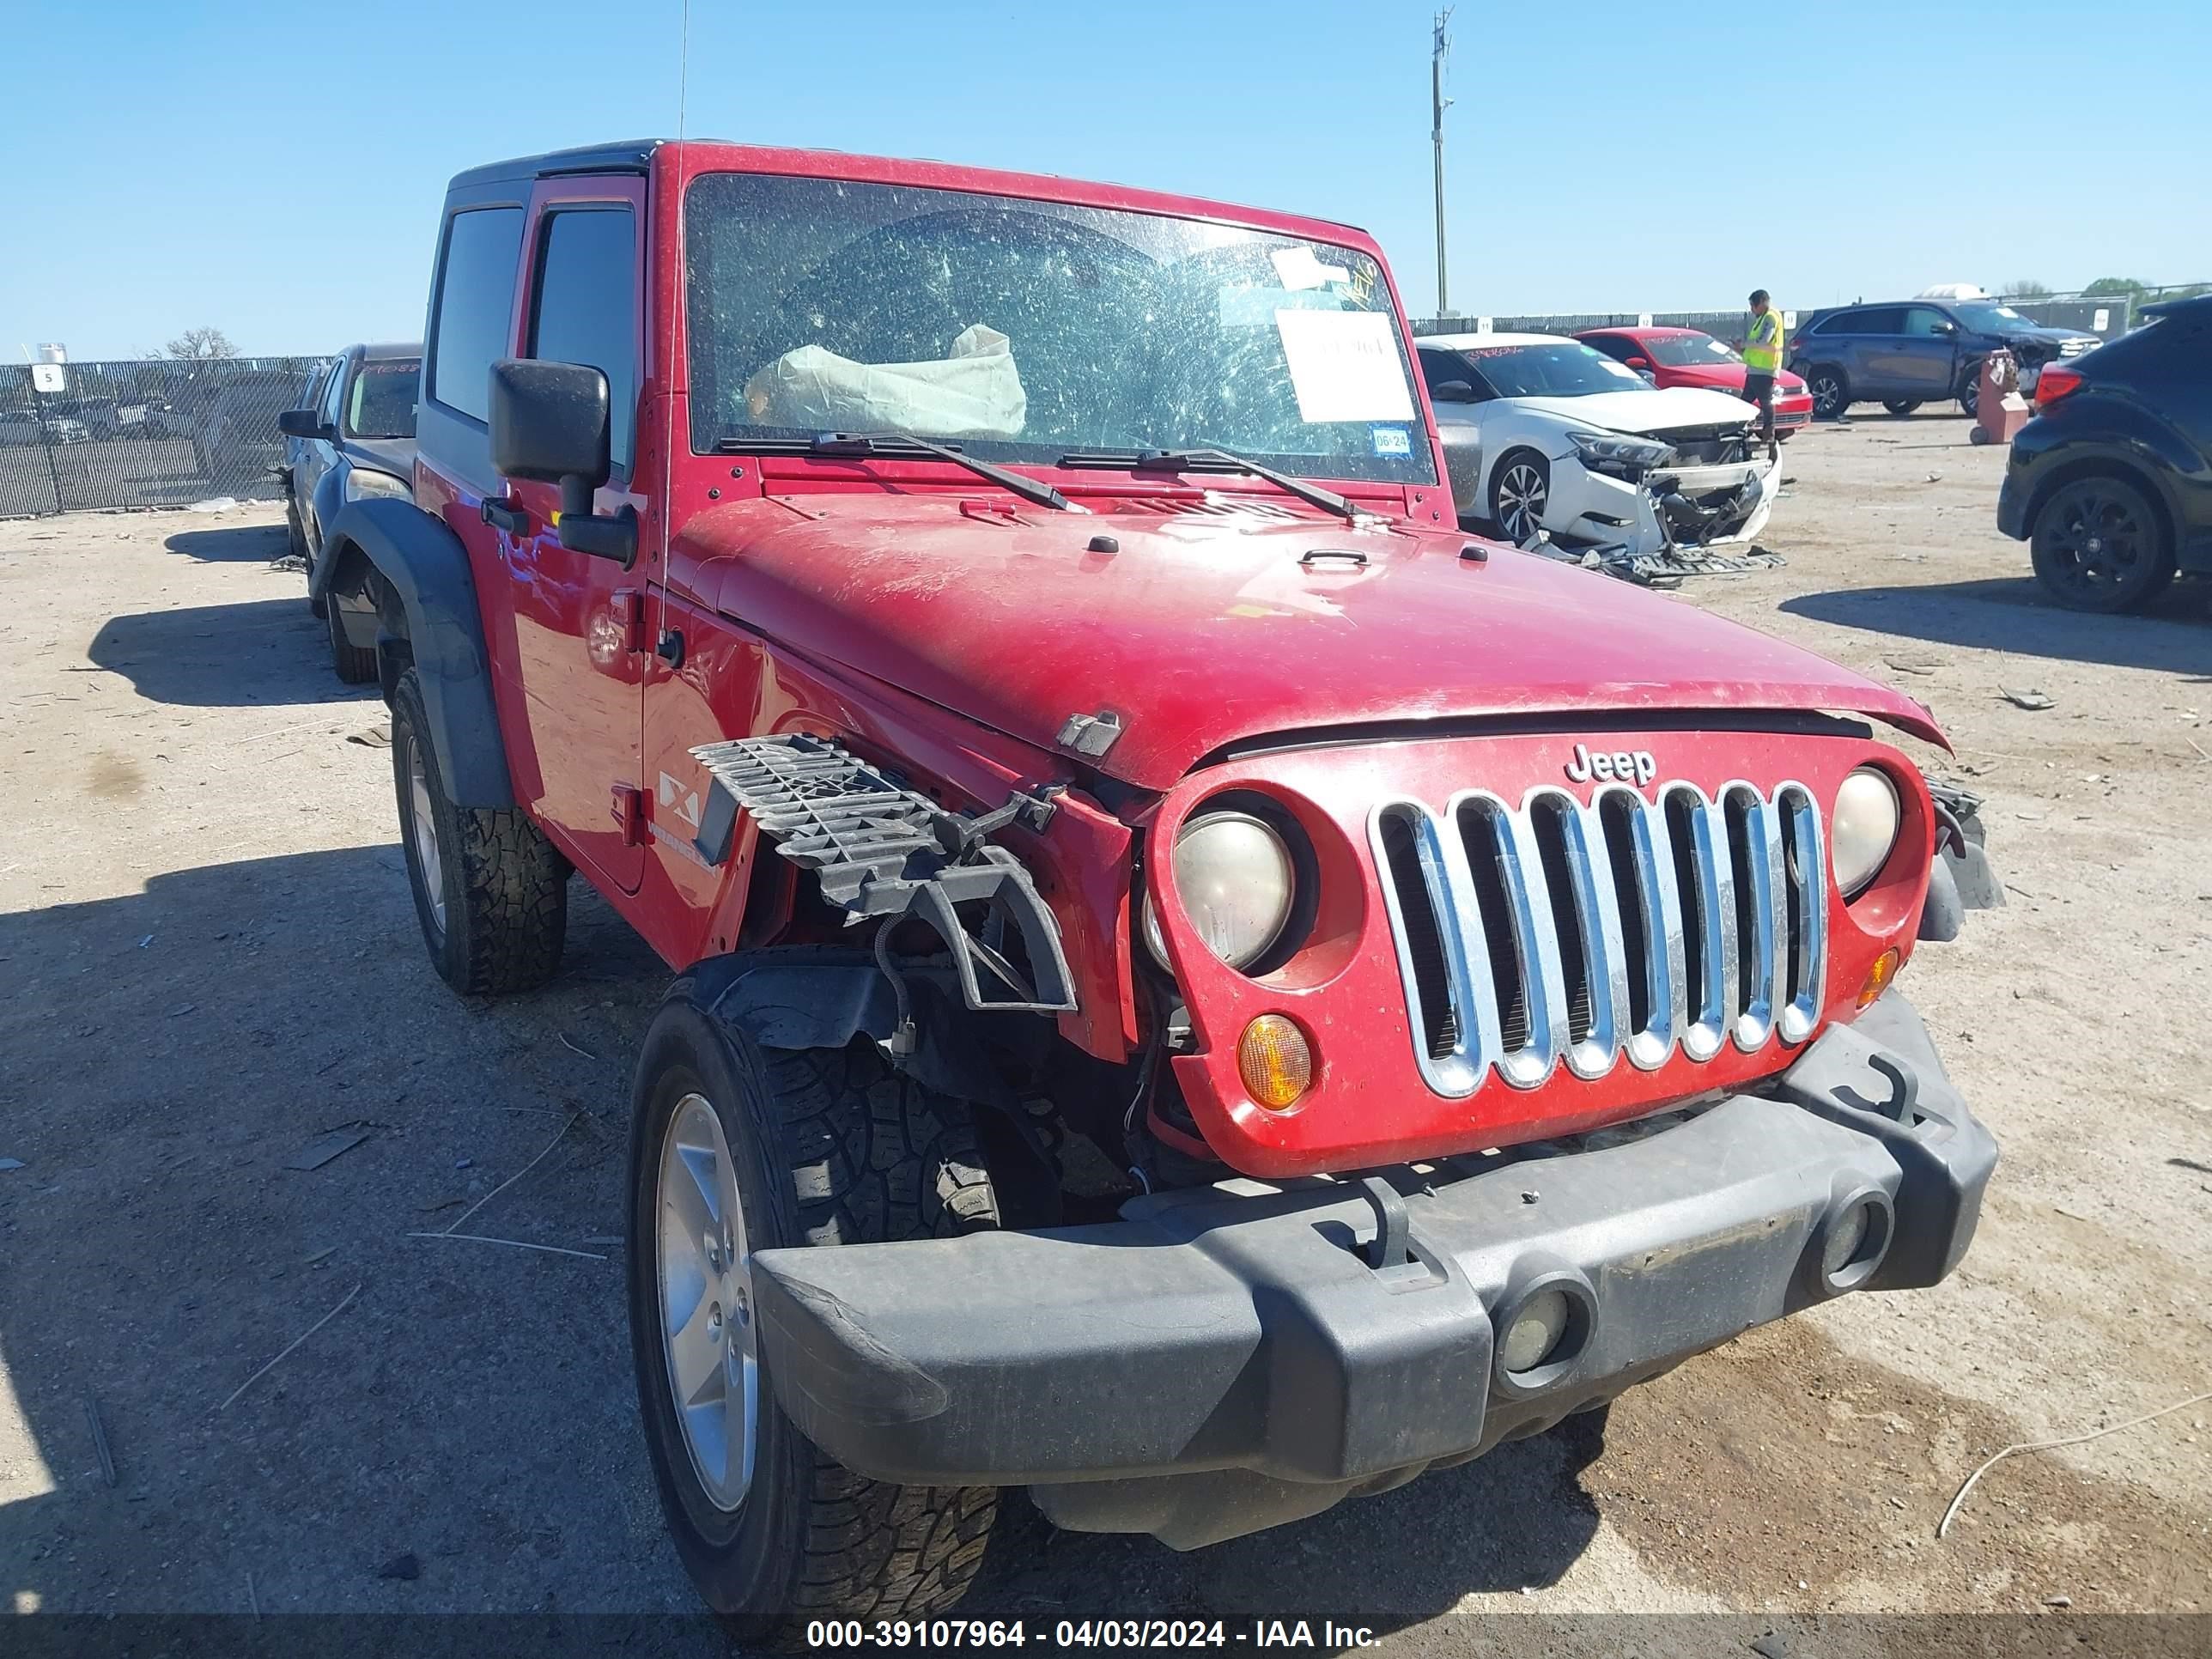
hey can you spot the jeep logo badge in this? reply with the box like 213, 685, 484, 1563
1565, 742, 1657, 787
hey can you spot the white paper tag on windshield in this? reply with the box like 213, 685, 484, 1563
1275, 309, 1415, 424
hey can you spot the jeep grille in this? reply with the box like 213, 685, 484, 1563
1371, 782, 1826, 1097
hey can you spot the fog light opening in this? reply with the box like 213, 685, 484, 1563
1499, 1288, 1571, 1375
1237, 1015, 1313, 1111
1819, 1193, 1893, 1293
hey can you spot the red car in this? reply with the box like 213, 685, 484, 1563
316, 139, 1998, 1631
1577, 325, 1814, 439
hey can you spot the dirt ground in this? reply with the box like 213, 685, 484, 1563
2, 415, 2208, 1647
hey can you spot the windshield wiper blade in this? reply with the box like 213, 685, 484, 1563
1058, 447, 1357, 522
716, 431, 1072, 513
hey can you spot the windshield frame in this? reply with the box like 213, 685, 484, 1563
678, 168, 1437, 488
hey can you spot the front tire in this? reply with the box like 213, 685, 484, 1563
390, 667, 567, 994
1807, 367, 1849, 420
1883, 398, 1923, 416
1958, 373, 1982, 419
1489, 449, 1551, 544
325, 593, 378, 684
2029, 475, 2177, 613
629, 1000, 1000, 1638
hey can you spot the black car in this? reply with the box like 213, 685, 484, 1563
1996, 296, 2211, 613
1788, 298, 2100, 420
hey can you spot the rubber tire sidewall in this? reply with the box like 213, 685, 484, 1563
1883, 399, 1922, 416
391, 668, 471, 988
625, 996, 837, 1631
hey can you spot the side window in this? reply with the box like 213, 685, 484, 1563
1852, 307, 1906, 336
1418, 348, 1477, 400
1584, 334, 1635, 364
527, 207, 641, 477
428, 206, 526, 423
1902, 307, 1951, 337
320, 360, 349, 425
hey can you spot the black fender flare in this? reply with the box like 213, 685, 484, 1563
319, 496, 514, 809
307, 465, 345, 571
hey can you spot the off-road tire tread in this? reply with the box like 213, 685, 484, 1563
764, 1040, 1000, 1624
327, 597, 378, 684
452, 805, 568, 994
391, 668, 566, 996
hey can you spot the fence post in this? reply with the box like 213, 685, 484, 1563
28, 381, 67, 517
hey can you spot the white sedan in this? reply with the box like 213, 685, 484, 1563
1416, 332, 1775, 554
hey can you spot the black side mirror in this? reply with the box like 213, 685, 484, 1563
277, 408, 334, 441
1931, 320, 1957, 336
1431, 380, 1475, 402
488, 358, 635, 568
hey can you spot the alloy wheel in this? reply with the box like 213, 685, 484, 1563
1497, 462, 1547, 541
656, 1091, 758, 1513
1810, 372, 1844, 418
2043, 483, 2152, 599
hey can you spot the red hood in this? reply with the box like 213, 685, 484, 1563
687, 494, 1943, 792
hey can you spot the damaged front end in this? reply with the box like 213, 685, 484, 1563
1529, 422, 1784, 586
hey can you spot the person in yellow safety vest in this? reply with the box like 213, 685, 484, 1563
1742, 289, 1785, 460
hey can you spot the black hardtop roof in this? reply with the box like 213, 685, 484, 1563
447, 141, 660, 191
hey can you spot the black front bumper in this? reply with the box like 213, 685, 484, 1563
750, 993, 1996, 1548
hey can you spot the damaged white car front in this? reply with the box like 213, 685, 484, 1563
1418, 331, 1780, 578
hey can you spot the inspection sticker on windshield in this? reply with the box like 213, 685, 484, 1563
1370, 424, 1412, 456
1275, 309, 1414, 424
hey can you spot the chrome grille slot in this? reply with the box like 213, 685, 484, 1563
1372, 778, 1823, 1097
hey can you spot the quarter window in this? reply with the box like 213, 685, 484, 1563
428, 206, 525, 423
527, 207, 641, 477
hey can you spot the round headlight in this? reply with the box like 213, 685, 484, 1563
1832, 768, 1902, 898
1144, 809, 1296, 971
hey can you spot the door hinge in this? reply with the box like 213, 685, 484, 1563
611, 588, 647, 653
611, 784, 647, 846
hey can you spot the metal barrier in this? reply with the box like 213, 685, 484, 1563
0, 356, 329, 519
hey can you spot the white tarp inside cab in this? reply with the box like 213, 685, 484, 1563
742, 324, 1028, 440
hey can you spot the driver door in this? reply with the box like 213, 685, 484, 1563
489, 175, 652, 893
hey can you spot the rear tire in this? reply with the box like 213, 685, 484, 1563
629, 1001, 1000, 1639
1882, 398, 1922, 416
390, 667, 567, 995
326, 593, 378, 684
2029, 474, 2177, 614
1807, 367, 1849, 420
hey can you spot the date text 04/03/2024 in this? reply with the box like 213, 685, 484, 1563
804, 1619, 1379, 1649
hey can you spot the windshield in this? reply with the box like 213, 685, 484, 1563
1951, 302, 2033, 333
1642, 331, 1741, 368
1461, 342, 1649, 398
346, 361, 419, 439
684, 173, 1432, 484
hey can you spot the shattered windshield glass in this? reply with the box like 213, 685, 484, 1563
684, 173, 1434, 484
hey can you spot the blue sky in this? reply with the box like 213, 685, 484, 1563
4, 0, 2207, 361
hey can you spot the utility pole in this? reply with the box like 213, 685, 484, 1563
1431, 10, 1453, 318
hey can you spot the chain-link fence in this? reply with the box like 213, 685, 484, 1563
1, 356, 330, 519
1412, 284, 2209, 351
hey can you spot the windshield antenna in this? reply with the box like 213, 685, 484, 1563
656, 0, 690, 631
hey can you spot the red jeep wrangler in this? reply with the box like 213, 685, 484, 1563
317, 140, 2000, 1628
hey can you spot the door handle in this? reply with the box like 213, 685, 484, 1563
480, 496, 529, 536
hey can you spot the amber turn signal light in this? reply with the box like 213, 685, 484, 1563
1856, 947, 1901, 1009
1237, 1015, 1313, 1111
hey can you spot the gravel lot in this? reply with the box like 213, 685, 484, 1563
2, 414, 2207, 1644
